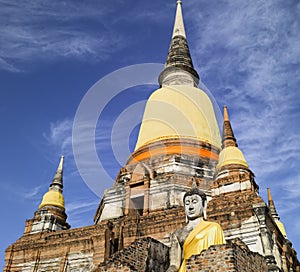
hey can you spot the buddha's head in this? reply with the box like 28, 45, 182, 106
183, 188, 207, 221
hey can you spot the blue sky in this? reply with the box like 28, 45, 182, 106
1, 0, 300, 268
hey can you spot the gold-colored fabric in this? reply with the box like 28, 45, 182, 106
275, 220, 287, 238
216, 146, 248, 170
39, 190, 65, 210
134, 85, 221, 150
179, 221, 225, 272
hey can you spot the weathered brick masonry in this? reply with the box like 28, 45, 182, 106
186, 240, 268, 272
96, 237, 169, 272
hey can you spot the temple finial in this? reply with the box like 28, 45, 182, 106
172, 0, 186, 38
222, 106, 237, 149
39, 156, 66, 210
31, 156, 70, 233
51, 155, 64, 189
223, 105, 229, 121
267, 188, 279, 219
267, 188, 287, 238
158, 0, 199, 87
216, 106, 249, 171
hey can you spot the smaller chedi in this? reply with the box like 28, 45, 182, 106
167, 185, 225, 272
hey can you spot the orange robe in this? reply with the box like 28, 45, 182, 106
179, 221, 225, 272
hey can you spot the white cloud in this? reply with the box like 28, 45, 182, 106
43, 119, 73, 155
279, 173, 300, 202
0, 0, 123, 71
0, 57, 21, 72
24, 185, 43, 199
65, 199, 99, 227
66, 200, 98, 214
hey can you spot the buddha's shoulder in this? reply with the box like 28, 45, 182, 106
202, 220, 222, 229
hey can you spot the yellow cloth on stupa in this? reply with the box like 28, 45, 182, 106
179, 220, 225, 272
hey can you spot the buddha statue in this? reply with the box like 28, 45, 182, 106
167, 187, 225, 272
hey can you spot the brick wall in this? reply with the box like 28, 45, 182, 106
95, 237, 268, 272
95, 263, 132, 272
207, 184, 264, 231
186, 239, 268, 272
96, 237, 169, 272
4, 224, 106, 271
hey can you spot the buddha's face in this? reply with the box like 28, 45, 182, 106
184, 194, 203, 220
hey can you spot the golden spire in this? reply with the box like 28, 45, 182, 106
267, 188, 287, 238
216, 106, 248, 170
39, 156, 65, 210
